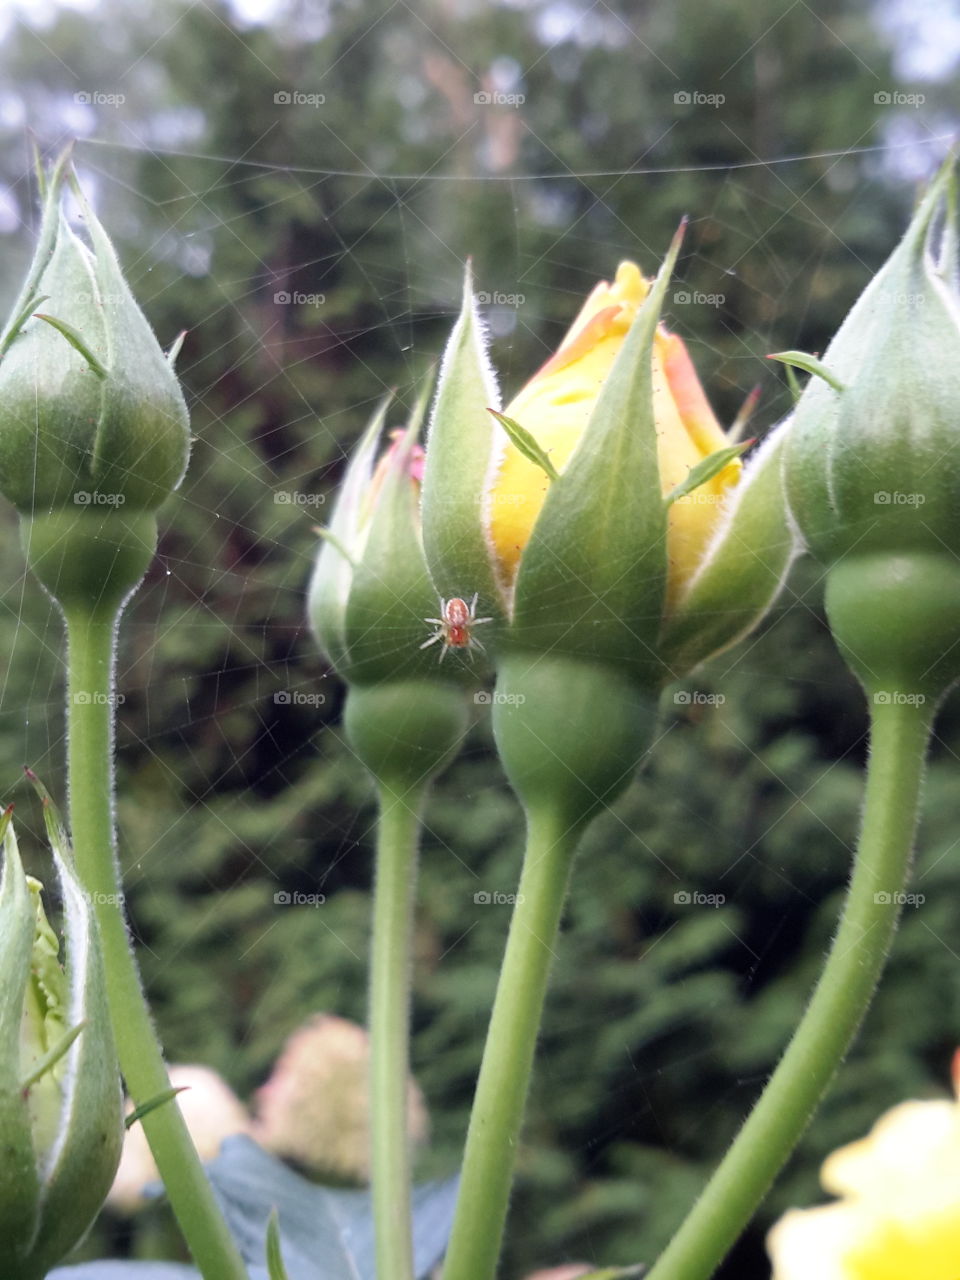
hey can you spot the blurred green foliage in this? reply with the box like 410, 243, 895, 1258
1, 1, 959, 1276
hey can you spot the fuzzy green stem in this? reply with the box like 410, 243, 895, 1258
370, 782, 424, 1280
64, 605, 248, 1280
646, 695, 932, 1280
442, 805, 581, 1280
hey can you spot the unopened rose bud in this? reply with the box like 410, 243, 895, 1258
0, 153, 190, 612
0, 809, 123, 1277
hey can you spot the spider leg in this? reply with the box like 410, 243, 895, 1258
420, 632, 442, 650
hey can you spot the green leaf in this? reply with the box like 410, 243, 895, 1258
33, 313, 108, 379
665, 440, 752, 507
124, 1086, 188, 1131
204, 1135, 459, 1280
265, 1210, 290, 1280
488, 409, 561, 481
767, 349, 845, 393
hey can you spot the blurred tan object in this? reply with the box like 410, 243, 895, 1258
252, 1012, 429, 1184
108, 1064, 251, 1213
523, 1267, 594, 1280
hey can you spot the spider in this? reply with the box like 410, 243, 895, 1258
420, 593, 493, 662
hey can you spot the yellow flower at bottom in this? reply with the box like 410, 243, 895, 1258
488, 261, 740, 600
768, 1063, 960, 1280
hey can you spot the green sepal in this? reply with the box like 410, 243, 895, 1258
664, 440, 753, 507
660, 426, 797, 677
308, 400, 388, 674
124, 1086, 187, 1130
0, 824, 44, 1259
343, 389, 447, 684
32, 313, 108, 379
508, 227, 685, 681
22, 790, 124, 1274
767, 350, 845, 393
421, 263, 507, 623
488, 409, 560, 482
